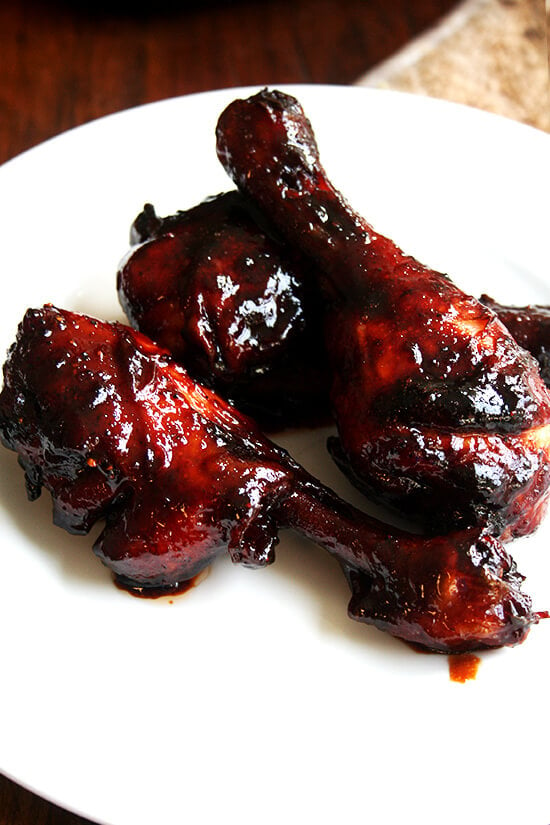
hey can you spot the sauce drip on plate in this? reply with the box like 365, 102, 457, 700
449, 653, 481, 683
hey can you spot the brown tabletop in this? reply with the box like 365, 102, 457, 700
0, 1, 461, 823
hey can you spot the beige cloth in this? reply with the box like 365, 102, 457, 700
356, 0, 550, 132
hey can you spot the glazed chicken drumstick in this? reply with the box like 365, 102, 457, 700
216, 89, 550, 539
0, 305, 538, 652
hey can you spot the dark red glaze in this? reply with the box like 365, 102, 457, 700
118, 192, 329, 429
480, 295, 550, 387
216, 88, 550, 538
0, 305, 539, 652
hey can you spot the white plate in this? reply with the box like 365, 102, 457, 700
0, 86, 549, 825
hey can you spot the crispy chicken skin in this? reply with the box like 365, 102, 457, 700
215, 88, 550, 538
0, 304, 538, 652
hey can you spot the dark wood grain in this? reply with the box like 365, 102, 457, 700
0, 1, 459, 823
0, 0, 459, 165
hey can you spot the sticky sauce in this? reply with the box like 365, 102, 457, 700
114, 566, 210, 599
448, 653, 481, 683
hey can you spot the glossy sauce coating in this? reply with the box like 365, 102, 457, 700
118, 193, 329, 428
0, 305, 295, 591
216, 89, 550, 538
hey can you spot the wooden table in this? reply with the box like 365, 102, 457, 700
0, 1, 460, 823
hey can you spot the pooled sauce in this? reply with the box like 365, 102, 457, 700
114, 566, 210, 599
407, 643, 481, 683
449, 653, 481, 683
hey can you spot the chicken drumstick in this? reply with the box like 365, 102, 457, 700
118, 193, 329, 428
216, 89, 550, 539
0, 305, 537, 652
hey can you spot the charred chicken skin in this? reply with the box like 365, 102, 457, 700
215, 88, 550, 539
480, 295, 550, 387
0, 304, 538, 652
118, 192, 329, 428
